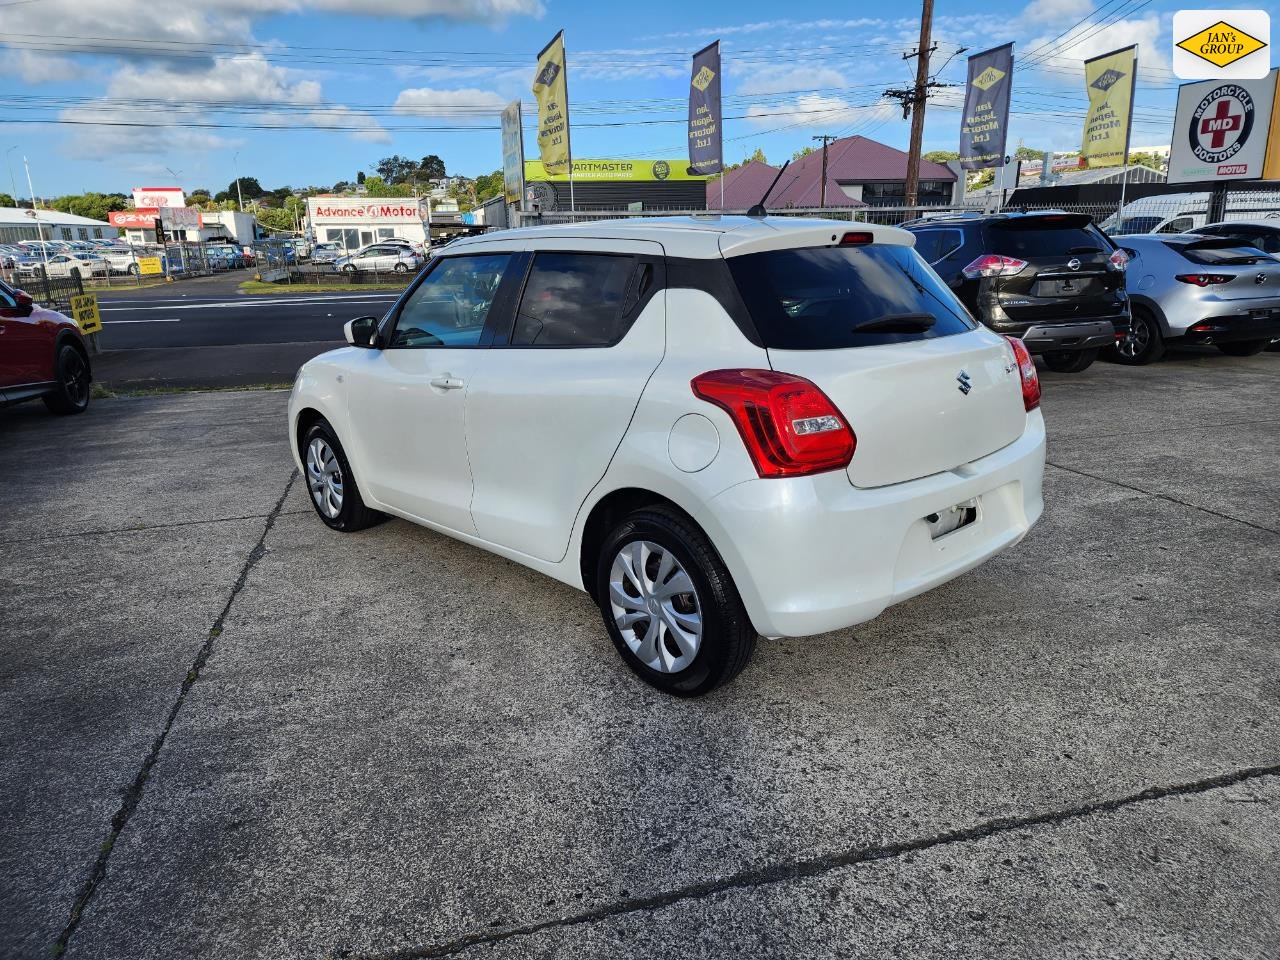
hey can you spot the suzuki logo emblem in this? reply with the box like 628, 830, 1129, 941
957, 370, 972, 395
1067, 258, 1082, 271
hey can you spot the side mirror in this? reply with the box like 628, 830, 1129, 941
344, 315, 379, 348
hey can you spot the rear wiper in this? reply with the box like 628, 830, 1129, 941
853, 312, 936, 333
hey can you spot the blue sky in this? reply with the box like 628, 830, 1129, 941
0, 0, 1250, 197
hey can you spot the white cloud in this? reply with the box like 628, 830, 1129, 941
105, 54, 322, 104
393, 86, 507, 116
745, 95, 895, 130
737, 66, 847, 98
1027, 14, 1167, 72
1022, 0, 1092, 26
0, 48, 83, 83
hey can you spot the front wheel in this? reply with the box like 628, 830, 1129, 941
43, 344, 91, 415
342, 264, 355, 274
393, 262, 408, 273
1041, 347, 1098, 373
595, 506, 756, 696
302, 421, 383, 532
1217, 339, 1269, 357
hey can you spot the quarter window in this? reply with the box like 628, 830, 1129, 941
389, 254, 511, 348
512, 252, 638, 347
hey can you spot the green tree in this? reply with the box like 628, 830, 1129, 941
356, 171, 366, 185
255, 206, 295, 232
792, 146, 815, 161
473, 170, 504, 203
418, 154, 447, 180
924, 150, 959, 163
361, 175, 411, 198
375, 155, 419, 184
49, 192, 130, 222
1128, 151, 1165, 171
0, 192, 16, 207
331, 180, 350, 193
1014, 146, 1047, 163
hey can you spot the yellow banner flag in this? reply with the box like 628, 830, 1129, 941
532, 31, 571, 176
1081, 46, 1137, 168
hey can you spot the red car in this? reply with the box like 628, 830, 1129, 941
0, 278, 92, 414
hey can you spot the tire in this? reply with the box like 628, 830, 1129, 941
393, 262, 408, 273
301, 420, 384, 532
1109, 308, 1165, 365
43, 343, 91, 415
1217, 339, 1269, 357
342, 265, 355, 274
128, 263, 139, 276
595, 506, 756, 697
1041, 347, 1099, 373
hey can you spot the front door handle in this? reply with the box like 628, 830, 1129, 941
430, 375, 465, 390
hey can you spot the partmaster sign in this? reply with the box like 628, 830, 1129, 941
1167, 69, 1279, 182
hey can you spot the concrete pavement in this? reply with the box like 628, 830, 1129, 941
1, 352, 1277, 959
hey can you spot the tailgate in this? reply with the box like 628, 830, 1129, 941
770, 330, 1027, 489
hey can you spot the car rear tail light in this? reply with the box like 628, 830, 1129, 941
691, 369, 856, 478
1005, 337, 1041, 412
1175, 274, 1234, 286
840, 231, 873, 245
1107, 249, 1128, 271
962, 254, 1028, 279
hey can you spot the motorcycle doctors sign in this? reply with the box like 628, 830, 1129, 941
1167, 68, 1279, 182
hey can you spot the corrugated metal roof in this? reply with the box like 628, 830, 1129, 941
0, 206, 114, 227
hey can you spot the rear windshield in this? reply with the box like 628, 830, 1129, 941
726, 244, 976, 350
1171, 241, 1268, 266
986, 220, 1109, 259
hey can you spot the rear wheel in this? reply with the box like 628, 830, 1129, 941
1217, 339, 1269, 357
302, 420, 383, 532
595, 506, 756, 697
393, 262, 408, 273
1110, 308, 1165, 365
1041, 347, 1098, 373
43, 344, 91, 415
342, 264, 355, 274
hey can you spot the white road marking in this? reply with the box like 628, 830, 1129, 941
100, 296, 399, 312
102, 318, 182, 324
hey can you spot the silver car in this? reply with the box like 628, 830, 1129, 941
334, 244, 423, 274
1112, 234, 1280, 363
1186, 220, 1280, 261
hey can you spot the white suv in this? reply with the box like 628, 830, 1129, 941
289, 217, 1047, 695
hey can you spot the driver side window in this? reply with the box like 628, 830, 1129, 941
389, 254, 511, 348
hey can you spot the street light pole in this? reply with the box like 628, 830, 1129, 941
233, 152, 244, 212
4, 146, 18, 204
23, 156, 50, 274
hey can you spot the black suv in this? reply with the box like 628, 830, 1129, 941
902, 211, 1130, 372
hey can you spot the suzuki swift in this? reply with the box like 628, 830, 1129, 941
288, 217, 1047, 695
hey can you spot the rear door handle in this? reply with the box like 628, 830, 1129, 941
430, 375, 465, 390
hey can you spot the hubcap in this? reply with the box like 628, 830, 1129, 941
63, 352, 88, 407
1120, 315, 1149, 358
608, 540, 702, 673
306, 437, 344, 519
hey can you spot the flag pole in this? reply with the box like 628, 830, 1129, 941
1117, 45, 1138, 221
563, 32, 575, 216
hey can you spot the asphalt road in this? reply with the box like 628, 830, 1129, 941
1, 351, 1278, 959
95, 289, 401, 349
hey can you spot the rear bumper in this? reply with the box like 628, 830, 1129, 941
1179, 305, 1280, 344
698, 410, 1046, 638
1012, 318, 1123, 353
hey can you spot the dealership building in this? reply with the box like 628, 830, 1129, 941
0, 206, 117, 244
522, 159, 709, 212
305, 196, 484, 251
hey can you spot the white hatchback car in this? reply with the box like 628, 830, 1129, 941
289, 217, 1047, 695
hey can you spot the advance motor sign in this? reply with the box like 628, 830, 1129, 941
1167, 69, 1279, 183
307, 199, 430, 222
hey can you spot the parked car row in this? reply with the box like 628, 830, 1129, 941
902, 211, 1280, 369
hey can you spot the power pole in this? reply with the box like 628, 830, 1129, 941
885, 0, 936, 208
813, 135, 837, 208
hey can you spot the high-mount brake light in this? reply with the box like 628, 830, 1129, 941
1175, 273, 1234, 287
691, 369, 856, 478
962, 254, 1028, 279
840, 232, 874, 245
1004, 337, 1041, 413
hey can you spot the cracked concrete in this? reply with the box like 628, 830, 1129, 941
1, 346, 1277, 960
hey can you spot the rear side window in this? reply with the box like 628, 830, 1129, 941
1171, 241, 1268, 266
986, 220, 1108, 258
726, 244, 976, 350
512, 252, 637, 346
910, 229, 963, 264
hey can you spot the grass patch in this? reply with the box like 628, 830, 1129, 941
239, 280, 408, 294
